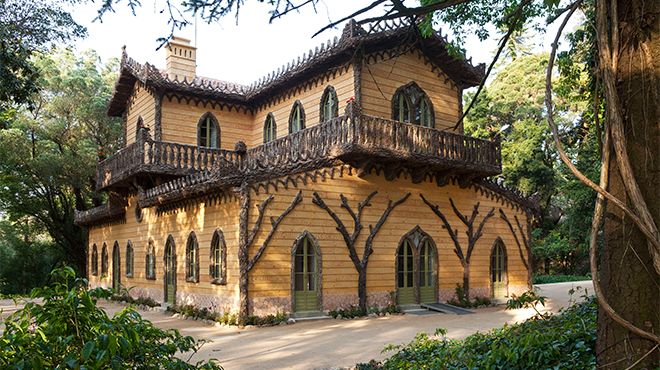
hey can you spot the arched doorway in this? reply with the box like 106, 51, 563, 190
164, 236, 177, 304
292, 232, 321, 313
396, 227, 438, 305
490, 239, 508, 299
112, 241, 121, 290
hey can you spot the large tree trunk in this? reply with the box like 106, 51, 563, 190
597, 0, 659, 366
238, 186, 250, 325
463, 262, 470, 301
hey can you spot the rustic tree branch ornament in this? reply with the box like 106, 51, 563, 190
312, 191, 410, 310
499, 208, 532, 288
237, 186, 303, 324
420, 194, 494, 300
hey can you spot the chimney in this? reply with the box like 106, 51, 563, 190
165, 36, 196, 82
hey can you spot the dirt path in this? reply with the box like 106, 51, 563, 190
97, 281, 593, 370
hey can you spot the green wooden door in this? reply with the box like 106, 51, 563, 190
165, 243, 176, 304
397, 240, 415, 305
419, 241, 436, 303
491, 242, 507, 299
112, 244, 120, 291
294, 237, 318, 312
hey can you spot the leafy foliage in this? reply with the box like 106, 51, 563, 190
0, 267, 222, 369
446, 284, 492, 308
328, 304, 400, 319
357, 295, 597, 369
533, 274, 591, 284
0, 48, 122, 274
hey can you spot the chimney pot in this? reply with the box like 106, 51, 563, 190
166, 36, 196, 82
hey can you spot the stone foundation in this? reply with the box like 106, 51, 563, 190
129, 287, 164, 304
177, 291, 237, 314
250, 296, 291, 316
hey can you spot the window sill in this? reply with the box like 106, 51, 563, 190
146, 276, 156, 281
186, 277, 199, 283
211, 279, 227, 286
125, 273, 133, 278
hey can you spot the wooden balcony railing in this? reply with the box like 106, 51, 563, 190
97, 111, 501, 191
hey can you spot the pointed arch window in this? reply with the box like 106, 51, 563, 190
289, 101, 306, 134
263, 113, 277, 143
198, 112, 220, 148
210, 230, 227, 285
185, 232, 199, 283
125, 241, 134, 277
392, 83, 435, 128
146, 240, 156, 280
320, 86, 338, 122
101, 243, 108, 277
91, 244, 98, 276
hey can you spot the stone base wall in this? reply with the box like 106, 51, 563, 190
177, 291, 238, 314
129, 287, 164, 304
250, 296, 291, 316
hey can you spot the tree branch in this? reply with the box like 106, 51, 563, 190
499, 209, 529, 270
247, 195, 274, 248
312, 192, 361, 268
363, 192, 410, 266
247, 190, 303, 271
421, 194, 464, 263
467, 206, 494, 259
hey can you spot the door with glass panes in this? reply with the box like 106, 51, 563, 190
293, 236, 319, 312
112, 243, 121, 290
165, 240, 176, 304
397, 232, 437, 305
491, 241, 507, 299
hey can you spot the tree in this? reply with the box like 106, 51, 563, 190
420, 196, 494, 301
0, 0, 86, 114
0, 49, 122, 274
237, 185, 302, 325
312, 191, 410, 312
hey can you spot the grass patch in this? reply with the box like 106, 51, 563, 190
533, 274, 591, 284
358, 294, 596, 369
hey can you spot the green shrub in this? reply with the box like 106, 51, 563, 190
358, 295, 597, 369
244, 311, 288, 326
168, 304, 286, 327
0, 267, 222, 369
329, 304, 401, 319
446, 284, 492, 308
110, 286, 160, 308
533, 274, 591, 284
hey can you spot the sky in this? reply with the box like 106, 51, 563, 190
70, 1, 579, 85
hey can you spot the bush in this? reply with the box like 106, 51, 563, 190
446, 284, 493, 308
168, 304, 287, 327
533, 274, 591, 284
329, 304, 401, 319
0, 267, 222, 369
357, 295, 597, 369
110, 286, 160, 308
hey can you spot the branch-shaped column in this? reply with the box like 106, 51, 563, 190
421, 194, 494, 301
238, 186, 303, 324
499, 209, 532, 288
313, 191, 410, 310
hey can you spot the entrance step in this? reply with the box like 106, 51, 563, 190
421, 302, 475, 315
291, 311, 328, 320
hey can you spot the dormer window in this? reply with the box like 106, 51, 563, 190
264, 113, 277, 143
320, 86, 338, 122
289, 101, 306, 134
198, 112, 220, 148
392, 82, 435, 128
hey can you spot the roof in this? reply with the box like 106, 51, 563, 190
107, 19, 485, 117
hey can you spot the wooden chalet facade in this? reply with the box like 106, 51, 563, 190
76, 20, 537, 318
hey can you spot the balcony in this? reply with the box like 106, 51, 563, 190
97, 110, 501, 194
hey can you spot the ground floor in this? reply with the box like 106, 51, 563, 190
92, 281, 592, 370
87, 167, 533, 316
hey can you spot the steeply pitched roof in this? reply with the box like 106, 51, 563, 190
107, 19, 485, 117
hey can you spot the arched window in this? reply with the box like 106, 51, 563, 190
185, 232, 199, 283
320, 86, 338, 122
125, 241, 134, 277
197, 112, 220, 148
392, 82, 435, 128
263, 113, 277, 143
146, 240, 156, 280
491, 239, 508, 299
289, 101, 306, 134
91, 244, 98, 276
210, 230, 227, 285
101, 243, 108, 277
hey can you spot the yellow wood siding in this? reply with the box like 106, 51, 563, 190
250, 65, 355, 147
88, 169, 530, 310
125, 82, 156, 145
361, 50, 461, 130
160, 98, 253, 150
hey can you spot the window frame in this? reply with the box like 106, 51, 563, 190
319, 85, 339, 123
146, 240, 156, 280
91, 244, 98, 276
288, 101, 306, 134
391, 82, 435, 128
125, 241, 134, 278
197, 112, 221, 148
209, 230, 227, 285
185, 232, 200, 283
101, 243, 108, 277
263, 113, 277, 143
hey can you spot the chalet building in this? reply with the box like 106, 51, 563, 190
76, 20, 538, 318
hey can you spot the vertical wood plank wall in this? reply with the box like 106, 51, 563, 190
125, 82, 156, 145
361, 51, 461, 130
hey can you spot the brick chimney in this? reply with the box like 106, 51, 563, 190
165, 36, 196, 82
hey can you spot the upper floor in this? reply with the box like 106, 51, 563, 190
95, 20, 497, 194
